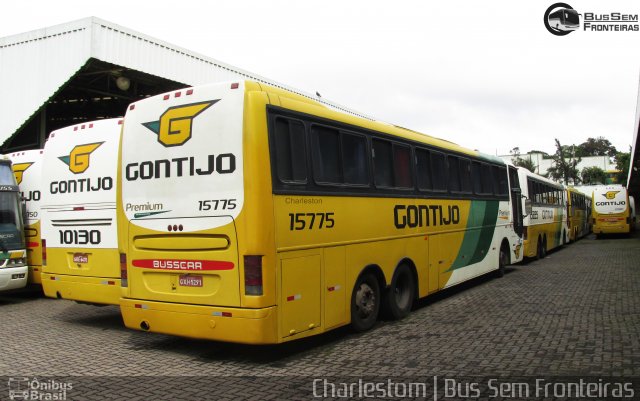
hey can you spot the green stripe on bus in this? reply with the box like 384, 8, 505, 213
448, 200, 498, 271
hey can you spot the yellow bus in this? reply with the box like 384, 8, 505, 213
118, 81, 524, 344
40, 119, 122, 305
517, 167, 567, 259
566, 187, 590, 242
592, 185, 631, 237
9, 150, 44, 284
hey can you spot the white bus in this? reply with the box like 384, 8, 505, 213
9, 149, 44, 284
0, 157, 28, 291
40, 119, 122, 304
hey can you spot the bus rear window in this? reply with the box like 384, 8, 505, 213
274, 118, 307, 183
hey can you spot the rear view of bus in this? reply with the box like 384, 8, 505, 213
0, 158, 28, 291
9, 150, 44, 284
592, 185, 631, 236
41, 119, 122, 304
118, 82, 269, 342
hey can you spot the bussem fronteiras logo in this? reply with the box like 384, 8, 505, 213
544, 3, 580, 36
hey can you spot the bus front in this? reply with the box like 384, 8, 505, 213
119, 81, 277, 344
9, 150, 44, 284
592, 185, 631, 236
0, 159, 28, 291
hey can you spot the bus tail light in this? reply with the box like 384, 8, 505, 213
42, 239, 47, 266
120, 253, 128, 287
244, 255, 263, 295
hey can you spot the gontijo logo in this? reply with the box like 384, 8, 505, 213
603, 190, 620, 200
142, 101, 218, 147
58, 142, 104, 174
11, 162, 33, 184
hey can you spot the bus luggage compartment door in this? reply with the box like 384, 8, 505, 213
280, 253, 321, 338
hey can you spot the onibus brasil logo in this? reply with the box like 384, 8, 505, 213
142, 100, 218, 147
12, 162, 33, 184
58, 142, 104, 174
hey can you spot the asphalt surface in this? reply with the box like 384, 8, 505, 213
1, 231, 639, 400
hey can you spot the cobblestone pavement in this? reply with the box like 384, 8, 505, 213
1, 232, 639, 400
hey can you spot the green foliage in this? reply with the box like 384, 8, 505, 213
509, 147, 537, 173
615, 152, 630, 185
547, 138, 581, 185
581, 166, 607, 185
576, 137, 618, 158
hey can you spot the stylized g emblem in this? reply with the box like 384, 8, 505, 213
12, 162, 33, 184
59, 142, 104, 174
603, 191, 620, 200
142, 101, 218, 147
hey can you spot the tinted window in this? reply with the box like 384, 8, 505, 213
312, 125, 341, 183
481, 163, 493, 194
459, 158, 472, 193
493, 165, 508, 196
393, 144, 413, 188
449, 156, 461, 192
416, 148, 433, 191
472, 161, 483, 194
274, 118, 307, 183
342, 133, 368, 185
431, 151, 447, 191
373, 139, 393, 187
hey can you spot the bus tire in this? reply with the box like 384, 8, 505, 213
541, 235, 548, 258
350, 271, 381, 332
382, 264, 415, 320
535, 237, 543, 260
496, 242, 509, 278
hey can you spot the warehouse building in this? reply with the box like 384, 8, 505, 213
0, 17, 367, 152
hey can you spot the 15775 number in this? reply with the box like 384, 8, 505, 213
289, 213, 335, 230
198, 199, 237, 211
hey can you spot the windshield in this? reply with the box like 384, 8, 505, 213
564, 10, 579, 25
0, 192, 25, 251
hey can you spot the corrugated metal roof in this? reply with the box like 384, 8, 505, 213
0, 17, 371, 146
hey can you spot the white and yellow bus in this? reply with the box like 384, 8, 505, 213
41, 119, 122, 304
118, 81, 524, 344
517, 167, 567, 259
0, 157, 28, 291
566, 187, 590, 242
9, 149, 44, 284
592, 185, 631, 237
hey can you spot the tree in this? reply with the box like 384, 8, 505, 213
546, 138, 581, 185
576, 137, 618, 158
509, 147, 537, 173
581, 166, 607, 185
615, 151, 630, 185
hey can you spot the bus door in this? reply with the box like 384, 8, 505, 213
508, 166, 523, 237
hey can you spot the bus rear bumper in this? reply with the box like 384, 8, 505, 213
593, 224, 630, 234
0, 266, 28, 291
120, 298, 278, 344
41, 273, 121, 305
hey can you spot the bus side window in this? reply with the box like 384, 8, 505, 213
481, 163, 493, 195
274, 118, 307, 183
448, 156, 461, 192
312, 125, 341, 184
341, 133, 369, 185
472, 161, 483, 194
393, 144, 413, 189
493, 165, 508, 196
459, 158, 472, 194
416, 148, 433, 191
431, 151, 448, 192
372, 139, 393, 188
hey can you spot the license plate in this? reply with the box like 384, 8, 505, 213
179, 275, 203, 287
73, 253, 89, 264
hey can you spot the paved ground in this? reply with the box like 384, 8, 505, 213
1, 231, 639, 400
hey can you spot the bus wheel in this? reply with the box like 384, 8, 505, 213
351, 272, 381, 332
496, 243, 509, 278
541, 236, 548, 258
535, 237, 543, 260
383, 264, 415, 320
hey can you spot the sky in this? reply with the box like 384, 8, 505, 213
1, 0, 639, 157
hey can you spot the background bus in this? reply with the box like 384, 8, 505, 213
517, 167, 567, 259
592, 185, 631, 237
0, 157, 28, 291
9, 149, 44, 284
118, 81, 524, 344
566, 187, 590, 242
548, 8, 580, 31
40, 119, 122, 304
